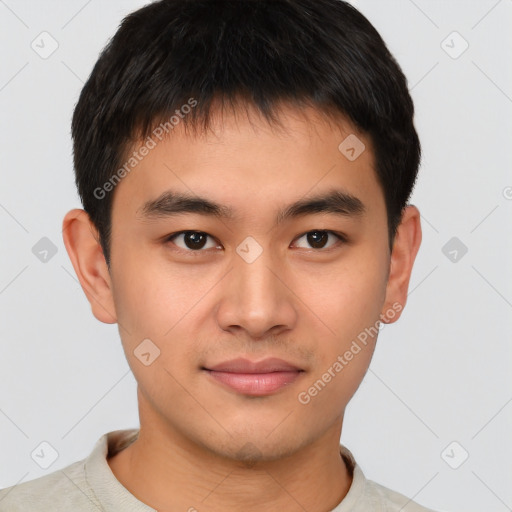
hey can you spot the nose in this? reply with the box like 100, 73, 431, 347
216, 244, 298, 340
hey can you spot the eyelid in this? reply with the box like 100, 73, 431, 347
164, 229, 347, 254
164, 230, 221, 255
292, 230, 347, 251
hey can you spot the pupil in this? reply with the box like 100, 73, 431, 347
186, 231, 206, 250
307, 231, 327, 249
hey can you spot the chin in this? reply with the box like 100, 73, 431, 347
199, 427, 311, 464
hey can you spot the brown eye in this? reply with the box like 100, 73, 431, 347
167, 231, 218, 252
293, 230, 345, 250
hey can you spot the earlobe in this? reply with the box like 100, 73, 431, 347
380, 205, 422, 324
62, 209, 117, 324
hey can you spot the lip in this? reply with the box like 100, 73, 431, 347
203, 357, 304, 396
205, 357, 302, 373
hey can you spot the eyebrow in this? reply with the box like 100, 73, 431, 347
138, 188, 365, 226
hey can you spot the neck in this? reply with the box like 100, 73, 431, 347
108, 401, 352, 512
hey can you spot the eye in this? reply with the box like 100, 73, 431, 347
165, 231, 220, 253
164, 229, 347, 255
293, 230, 346, 251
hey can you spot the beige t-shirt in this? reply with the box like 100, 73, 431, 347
0, 429, 438, 511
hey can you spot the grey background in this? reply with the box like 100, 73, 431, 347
1, 1, 511, 511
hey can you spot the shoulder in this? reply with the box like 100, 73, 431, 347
364, 478, 441, 512
0, 458, 100, 511
338, 445, 443, 512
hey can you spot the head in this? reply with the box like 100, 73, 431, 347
63, 0, 422, 463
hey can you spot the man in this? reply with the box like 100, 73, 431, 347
0, 0, 435, 510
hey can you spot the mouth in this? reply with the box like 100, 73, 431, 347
202, 357, 305, 396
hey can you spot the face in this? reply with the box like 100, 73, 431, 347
65, 102, 419, 463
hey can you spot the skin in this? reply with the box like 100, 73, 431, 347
62, 101, 421, 512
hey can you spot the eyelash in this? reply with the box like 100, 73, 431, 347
163, 230, 348, 256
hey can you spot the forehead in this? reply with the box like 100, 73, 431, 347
110, 102, 383, 225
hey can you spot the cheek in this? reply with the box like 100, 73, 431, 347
301, 252, 388, 345
296, 266, 385, 414
109, 246, 219, 380
110, 245, 188, 334
109, 250, 197, 397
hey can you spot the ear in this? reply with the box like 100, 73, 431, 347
62, 209, 117, 324
380, 205, 422, 324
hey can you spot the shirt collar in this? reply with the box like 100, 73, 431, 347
85, 429, 155, 512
